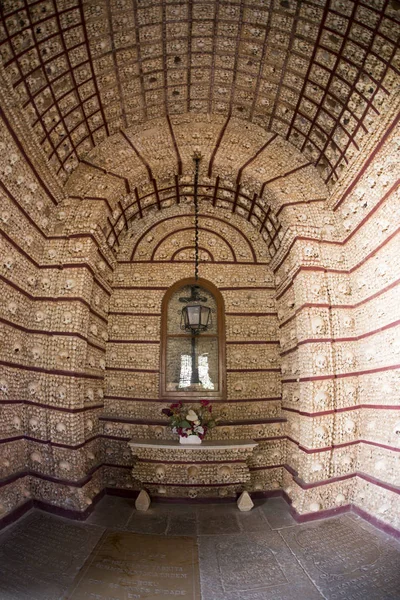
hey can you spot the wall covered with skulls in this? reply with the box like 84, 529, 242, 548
0, 102, 399, 534
273, 106, 400, 530
103, 202, 283, 499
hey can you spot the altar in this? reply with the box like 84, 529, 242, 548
128, 439, 258, 500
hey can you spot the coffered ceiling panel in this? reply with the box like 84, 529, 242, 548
0, 0, 398, 186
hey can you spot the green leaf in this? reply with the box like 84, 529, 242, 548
180, 420, 191, 428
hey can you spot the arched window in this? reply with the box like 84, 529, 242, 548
160, 278, 225, 400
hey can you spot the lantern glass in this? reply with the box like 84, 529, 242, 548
181, 304, 211, 333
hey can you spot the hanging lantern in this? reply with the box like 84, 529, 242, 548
180, 294, 211, 334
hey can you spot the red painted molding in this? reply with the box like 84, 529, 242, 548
0, 399, 103, 413
104, 395, 282, 404
278, 277, 400, 323
0, 316, 106, 352
285, 435, 400, 455
333, 113, 400, 210
0, 273, 107, 323
283, 404, 400, 417
0, 359, 104, 380
280, 318, 400, 357
282, 363, 400, 383
130, 212, 258, 262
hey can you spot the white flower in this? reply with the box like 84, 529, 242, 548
186, 410, 198, 421
194, 419, 200, 425
195, 426, 204, 434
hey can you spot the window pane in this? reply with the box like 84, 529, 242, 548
165, 336, 219, 392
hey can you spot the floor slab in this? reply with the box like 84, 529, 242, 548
0, 511, 104, 600
280, 515, 400, 600
199, 530, 324, 600
0, 498, 399, 600
65, 530, 201, 600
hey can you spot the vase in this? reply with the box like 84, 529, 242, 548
179, 435, 202, 445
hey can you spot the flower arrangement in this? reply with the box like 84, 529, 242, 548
162, 400, 218, 440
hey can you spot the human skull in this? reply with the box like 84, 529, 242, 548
3, 255, 14, 270
58, 350, 70, 363
7, 301, 17, 314
188, 489, 198, 499
343, 315, 353, 329
12, 341, 22, 355
344, 418, 356, 434
86, 419, 94, 432
311, 316, 324, 335
41, 277, 50, 290
65, 278, 76, 290
28, 381, 39, 396
28, 417, 39, 431
62, 311, 73, 324
56, 385, 67, 400
30, 451, 42, 464
314, 389, 329, 405
27, 276, 36, 287
35, 311, 45, 323
59, 461, 71, 472
343, 351, 355, 366
56, 422, 66, 433
338, 282, 351, 295
315, 426, 328, 442
218, 465, 232, 482
187, 465, 199, 481
315, 353, 327, 370
155, 465, 166, 480
311, 283, 321, 296
311, 462, 323, 473
154, 426, 163, 438
90, 324, 98, 336
12, 416, 21, 429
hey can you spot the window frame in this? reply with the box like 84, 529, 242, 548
160, 277, 226, 400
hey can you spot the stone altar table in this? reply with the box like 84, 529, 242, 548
128, 439, 258, 500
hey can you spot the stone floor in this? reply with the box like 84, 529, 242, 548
0, 496, 399, 599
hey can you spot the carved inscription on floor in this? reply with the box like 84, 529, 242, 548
0, 512, 104, 600
199, 531, 323, 600
216, 538, 287, 592
281, 516, 400, 600
65, 531, 201, 600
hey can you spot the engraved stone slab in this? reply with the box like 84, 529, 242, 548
199, 531, 324, 599
0, 511, 104, 600
65, 531, 200, 600
280, 516, 400, 600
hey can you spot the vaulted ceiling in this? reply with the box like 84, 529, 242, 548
0, 0, 399, 188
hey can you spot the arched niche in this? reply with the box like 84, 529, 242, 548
160, 277, 226, 401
